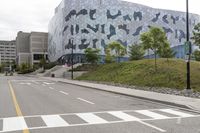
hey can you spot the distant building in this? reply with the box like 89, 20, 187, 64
0, 40, 16, 65
48, 0, 200, 63
16, 31, 48, 66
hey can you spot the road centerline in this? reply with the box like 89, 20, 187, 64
77, 98, 95, 105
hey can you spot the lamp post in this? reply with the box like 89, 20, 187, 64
70, 38, 74, 80
186, 0, 191, 90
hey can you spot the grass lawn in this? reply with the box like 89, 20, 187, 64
76, 59, 200, 92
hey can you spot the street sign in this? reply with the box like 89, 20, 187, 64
184, 41, 192, 55
185, 55, 190, 62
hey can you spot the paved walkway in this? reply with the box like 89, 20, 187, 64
42, 77, 200, 111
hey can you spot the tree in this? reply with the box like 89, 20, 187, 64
128, 44, 145, 60
140, 27, 169, 71
193, 50, 200, 61
39, 57, 47, 71
84, 48, 100, 64
105, 48, 114, 63
107, 41, 126, 63
192, 23, 200, 47
158, 42, 176, 60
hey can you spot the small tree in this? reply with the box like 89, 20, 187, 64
39, 57, 46, 70
128, 44, 145, 60
192, 23, 200, 47
158, 41, 175, 61
105, 48, 115, 63
84, 48, 100, 64
140, 27, 169, 71
107, 41, 126, 63
193, 50, 200, 61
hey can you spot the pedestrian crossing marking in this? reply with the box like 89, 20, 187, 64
0, 108, 198, 133
3, 117, 28, 132
108, 111, 140, 121
159, 109, 194, 117
135, 110, 170, 119
41, 115, 69, 127
77, 113, 108, 124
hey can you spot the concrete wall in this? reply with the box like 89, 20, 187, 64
30, 32, 48, 65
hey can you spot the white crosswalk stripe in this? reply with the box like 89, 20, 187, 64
159, 109, 194, 117
3, 117, 28, 132
135, 110, 170, 119
41, 115, 69, 127
0, 108, 197, 133
76, 113, 108, 124
108, 111, 140, 121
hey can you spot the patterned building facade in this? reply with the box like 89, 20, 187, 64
48, 0, 200, 63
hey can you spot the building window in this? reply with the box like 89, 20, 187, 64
33, 54, 44, 60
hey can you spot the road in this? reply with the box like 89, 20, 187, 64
0, 75, 200, 133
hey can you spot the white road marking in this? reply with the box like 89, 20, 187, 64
160, 109, 194, 117
77, 98, 95, 105
138, 121, 166, 132
41, 115, 69, 127
49, 87, 55, 90
136, 110, 169, 119
108, 111, 166, 132
176, 117, 182, 124
3, 117, 28, 132
43, 82, 55, 85
0, 109, 199, 133
59, 91, 69, 95
32, 81, 39, 84
108, 111, 139, 121
19, 83, 31, 85
77, 113, 108, 124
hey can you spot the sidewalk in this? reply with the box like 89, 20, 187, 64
42, 77, 200, 111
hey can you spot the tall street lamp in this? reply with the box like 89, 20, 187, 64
186, 0, 191, 90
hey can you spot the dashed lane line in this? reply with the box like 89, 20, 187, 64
59, 91, 69, 95
49, 87, 55, 90
77, 98, 95, 105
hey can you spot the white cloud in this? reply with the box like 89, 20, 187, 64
0, 0, 200, 40
0, 0, 61, 40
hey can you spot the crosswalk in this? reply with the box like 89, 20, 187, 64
0, 108, 198, 132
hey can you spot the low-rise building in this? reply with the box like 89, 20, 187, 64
16, 31, 48, 66
0, 40, 16, 65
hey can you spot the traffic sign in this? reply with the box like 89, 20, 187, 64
184, 41, 192, 55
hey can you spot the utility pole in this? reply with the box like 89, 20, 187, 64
186, 0, 191, 90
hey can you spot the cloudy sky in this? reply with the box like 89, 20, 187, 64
0, 0, 199, 40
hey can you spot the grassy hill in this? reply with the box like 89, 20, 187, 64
76, 59, 200, 92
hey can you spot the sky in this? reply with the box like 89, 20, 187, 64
0, 0, 200, 40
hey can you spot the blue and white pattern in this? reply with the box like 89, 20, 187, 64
48, 0, 200, 62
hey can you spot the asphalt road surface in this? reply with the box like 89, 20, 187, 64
0, 75, 200, 133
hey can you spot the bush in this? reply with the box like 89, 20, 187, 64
193, 50, 200, 61
129, 44, 144, 60
17, 63, 34, 74
84, 48, 100, 64
44, 62, 56, 70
